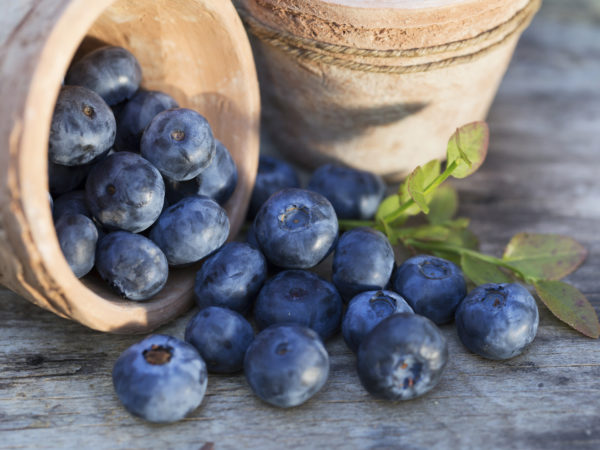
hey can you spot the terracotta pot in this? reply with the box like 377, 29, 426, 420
237, 0, 540, 181
0, 0, 260, 333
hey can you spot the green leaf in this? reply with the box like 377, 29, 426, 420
445, 217, 470, 229
426, 185, 458, 225
407, 160, 441, 214
534, 280, 600, 338
420, 158, 442, 183
376, 194, 401, 224
432, 250, 461, 265
503, 233, 587, 281
460, 253, 512, 285
396, 180, 423, 217
407, 168, 430, 213
411, 225, 450, 242
446, 122, 489, 179
445, 228, 479, 250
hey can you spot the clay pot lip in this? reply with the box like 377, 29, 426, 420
319, 0, 472, 10
242, 0, 532, 50
9, 0, 259, 333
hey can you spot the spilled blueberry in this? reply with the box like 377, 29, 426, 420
244, 325, 329, 408
254, 188, 338, 269
307, 164, 385, 220
254, 270, 343, 341
185, 306, 254, 373
248, 155, 300, 219
357, 313, 448, 400
342, 290, 413, 353
112, 334, 207, 423
393, 254, 467, 325
455, 283, 539, 360
194, 242, 267, 314
332, 227, 395, 301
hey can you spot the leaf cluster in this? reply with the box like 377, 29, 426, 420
339, 122, 599, 338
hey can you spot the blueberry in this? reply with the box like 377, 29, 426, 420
49, 86, 116, 166
342, 290, 413, 353
455, 283, 539, 360
357, 313, 448, 400
149, 196, 229, 266
254, 188, 338, 269
194, 242, 267, 314
246, 223, 260, 249
248, 155, 300, 218
244, 325, 329, 408
110, 99, 127, 123
86, 151, 165, 233
254, 270, 342, 340
52, 190, 90, 221
48, 161, 89, 196
114, 89, 179, 152
66, 46, 142, 106
185, 306, 254, 373
96, 231, 168, 301
53, 190, 106, 240
112, 334, 207, 423
392, 255, 467, 325
55, 213, 98, 278
141, 108, 216, 181
165, 140, 238, 205
332, 227, 395, 301
307, 164, 386, 220
48, 148, 113, 196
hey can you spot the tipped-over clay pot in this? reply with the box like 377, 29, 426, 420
0, 0, 260, 333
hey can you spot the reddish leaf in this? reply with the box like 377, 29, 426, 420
534, 280, 600, 339
503, 233, 587, 281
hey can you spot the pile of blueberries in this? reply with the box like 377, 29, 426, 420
112, 158, 540, 423
50, 46, 236, 300
48, 45, 540, 424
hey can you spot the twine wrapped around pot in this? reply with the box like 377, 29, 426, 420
238, 0, 541, 180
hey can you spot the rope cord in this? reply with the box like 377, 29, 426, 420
238, 0, 541, 74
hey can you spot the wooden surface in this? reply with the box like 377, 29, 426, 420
2, 0, 600, 448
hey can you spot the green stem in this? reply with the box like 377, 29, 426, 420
404, 238, 531, 282
338, 219, 376, 230
427, 160, 459, 193
382, 160, 459, 224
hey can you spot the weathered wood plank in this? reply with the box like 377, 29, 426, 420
2, 0, 600, 448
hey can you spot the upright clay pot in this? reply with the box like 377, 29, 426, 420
237, 0, 540, 180
0, 0, 260, 333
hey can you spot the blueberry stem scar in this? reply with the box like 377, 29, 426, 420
143, 345, 172, 365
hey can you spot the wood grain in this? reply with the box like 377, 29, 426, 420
1, 0, 600, 448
